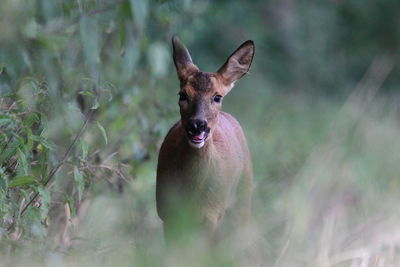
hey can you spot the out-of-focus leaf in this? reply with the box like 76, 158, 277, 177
148, 42, 170, 78
73, 167, 84, 202
65, 102, 85, 129
65, 194, 76, 218
96, 122, 108, 145
25, 129, 33, 151
0, 168, 7, 191
129, 0, 148, 31
38, 146, 49, 178
78, 90, 95, 98
122, 32, 139, 78
0, 140, 20, 165
40, 138, 55, 150
9, 176, 36, 187
80, 139, 88, 159
0, 195, 10, 222
0, 118, 13, 127
37, 34, 68, 52
0, 114, 14, 128
30, 135, 41, 142
18, 80, 37, 108
0, 133, 7, 144
91, 98, 99, 110
16, 148, 28, 175
22, 19, 39, 39
0, 114, 12, 119
38, 186, 51, 221
23, 206, 46, 238
39, 112, 48, 137
120, 0, 133, 20
79, 15, 100, 73
102, 81, 115, 102
23, 112, 39, 128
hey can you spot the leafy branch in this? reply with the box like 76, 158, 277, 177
7, 109, 95, 232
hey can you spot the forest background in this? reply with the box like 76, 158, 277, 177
1, 0, 400, 265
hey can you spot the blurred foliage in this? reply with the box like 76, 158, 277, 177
1, 0, 400, 265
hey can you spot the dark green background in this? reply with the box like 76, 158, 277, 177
1, 0, 400, 265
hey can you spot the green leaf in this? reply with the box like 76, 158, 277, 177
73, 167, 84, 202
25, 129, 33, 152
78, 90, 95, 97
9, 176, 36, 187
102, 81, 115, 102
0, 118, 13, 127
40, 138, 55, 150
39, 112, 48, 137
65, 194, 76, 218
80, 139, 88, 159
129, 0, 148, 32
121, 33, 139, 78
0, 140, 20, 165
23, 112, 39, 128
148, 42, 170, 78
0, 168, 7, 191
37, 34, 68, 52
38, 186, 51, 220
23, 205, 46, 238
24, 113, 39, 127
0, 114, 11, 119
0, 196, 10, 222
91, 98, 99, 110
38, 147, 49, 178
79, 15, 100, 73
17, 148, 28, 175
30, 134, 41, 142
96, 122, 108, 145
0, 133, 8, 145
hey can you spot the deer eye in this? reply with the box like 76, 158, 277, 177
213, 95, 222, 103
179, 92, 188, 101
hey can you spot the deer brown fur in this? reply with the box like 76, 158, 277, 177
156, 36, 254, 242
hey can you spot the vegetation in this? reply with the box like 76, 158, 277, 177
1, 0, 400, 266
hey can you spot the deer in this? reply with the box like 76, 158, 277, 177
156, 36, 254, 243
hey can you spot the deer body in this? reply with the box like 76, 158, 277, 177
156, 37, 254, 241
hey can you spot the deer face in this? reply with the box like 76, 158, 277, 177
178, 72, 225, 148
172, 36, 255, 149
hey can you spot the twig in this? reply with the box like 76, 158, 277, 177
83, 162, 128, 184
7, 109, 94, 232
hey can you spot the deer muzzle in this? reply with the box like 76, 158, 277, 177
186, 119, 210, 148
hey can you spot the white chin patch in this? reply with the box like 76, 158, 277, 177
189, 140, 205, 149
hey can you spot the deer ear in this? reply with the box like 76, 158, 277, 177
217, 40, 255, 86
172, 36, 199, 81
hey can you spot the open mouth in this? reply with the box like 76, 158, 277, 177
187, 131, 208, 148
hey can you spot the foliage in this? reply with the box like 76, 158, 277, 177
1, 84, 52, 234
0, 0, 400, 266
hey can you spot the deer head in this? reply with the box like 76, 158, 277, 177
172, 36, 255, 149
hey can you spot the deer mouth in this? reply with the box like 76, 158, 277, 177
187, 131, 208, 148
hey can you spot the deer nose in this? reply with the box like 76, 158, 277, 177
188, 119, 207, 135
